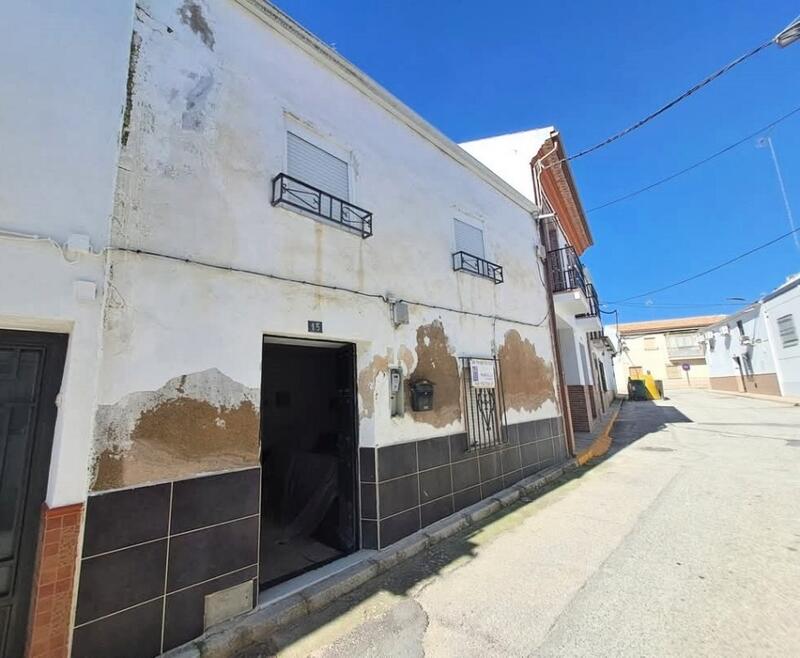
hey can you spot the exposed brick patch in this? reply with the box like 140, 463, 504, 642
26, 503, 83, 658
567, 385, 591, 433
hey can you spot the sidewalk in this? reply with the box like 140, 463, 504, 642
705, 388, 800, 406
574, 398, 621, 465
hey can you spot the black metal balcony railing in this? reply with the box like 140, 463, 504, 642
547, 246, 587, 294
577, 283, 600, 318
271, 173, 373, 238
452, 251, 504, 284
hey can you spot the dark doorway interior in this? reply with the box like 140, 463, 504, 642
259, 338, 358, 589
0, 330, 67, 658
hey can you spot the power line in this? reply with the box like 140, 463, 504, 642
609, 301, 748, 309
545, 38, 773, 167
607, 226, 800, 303
587, 104, 800, 212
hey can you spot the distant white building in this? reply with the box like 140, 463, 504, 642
705, 274, 800, 397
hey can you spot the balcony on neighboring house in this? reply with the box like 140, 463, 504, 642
665, 333, 705, 361
271, 173, 374, 238
547, 246, 598, 320
452, 251, 504, 284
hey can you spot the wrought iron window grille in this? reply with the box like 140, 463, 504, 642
577, 283, 600, 318
271, 173, 373, 238
460, 357, 508, 450
452, 251, 504, 284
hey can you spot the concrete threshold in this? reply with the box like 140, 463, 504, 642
574, 398, 621, 465
165, 460, 578, 658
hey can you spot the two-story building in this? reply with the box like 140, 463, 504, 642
611, 315, 724, 393
0, 2, 577, 656
462, 129, 616, 436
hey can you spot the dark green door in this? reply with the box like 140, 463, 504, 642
0, 331, 67, 657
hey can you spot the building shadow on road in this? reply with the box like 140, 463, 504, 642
608, 400, 692, 450
234, 400, 694, 656
235, 467, 589, 657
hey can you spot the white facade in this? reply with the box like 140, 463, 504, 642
763, 276, 800, 395
0, 1, 136, 506
462, 129, 616, 432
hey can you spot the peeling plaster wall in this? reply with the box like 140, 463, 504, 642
92, 0, 562, 490
0, 2, 135, 506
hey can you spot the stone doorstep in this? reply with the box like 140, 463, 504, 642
164, 460, 578, 658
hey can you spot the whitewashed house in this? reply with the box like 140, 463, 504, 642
462, 129, 617, 435
0, 2, 576, 656
705, 274, 800, 397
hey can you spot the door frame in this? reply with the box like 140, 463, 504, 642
0, 329, 68, 658
258, 334, 360, 587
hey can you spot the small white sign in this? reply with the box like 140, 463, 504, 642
470, 359, 496, 388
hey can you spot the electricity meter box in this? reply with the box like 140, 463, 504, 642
409, 379, 434, 412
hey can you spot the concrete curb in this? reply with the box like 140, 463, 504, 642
165, 460, 578, 658
706, 388, 800, 406
576, 400, 621, 466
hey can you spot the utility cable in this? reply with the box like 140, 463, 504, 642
606, 226, 800, 303
546, 38, 773, 166
587, 104, 800, 212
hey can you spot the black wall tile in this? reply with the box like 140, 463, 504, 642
479, 452, 500, 482
419, 465, 451, 504
72, 599, 163, 658
518, 421, 536, 445
451, 458, 479, 493
417, 436, 450, 470
359, 447, 376, 483
503, 469, 523, 488
448, 433, 471, 461
379, 508, 420, 547
360, 483, 377, 519
535, 418, 551, 440
76, 540, 166, 625
520, 442, 538, 468
500, 447, 521, 474
505, 423, 519, 446
378, 474, 419, 517
168, 517, 258, 592
163, 567, 257, 652
453, 485, 481, 512
171, 469, 260, 535
481, 476, 504, 499
83, 484, 170, 557
361, 520, 378, 549
378, 442, 417, 481
421, 496, 454, 527
537, 438, 555, 463
523, 463, 543, 479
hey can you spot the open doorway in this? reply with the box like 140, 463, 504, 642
259, 337, 359, 589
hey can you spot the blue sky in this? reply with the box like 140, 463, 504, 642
274, 1, 800, 322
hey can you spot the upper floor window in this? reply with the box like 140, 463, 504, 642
287, 131, 350, 201
644, 336, 658, 351
272, 130, 373, 238
452, 219, 503, 284
777, 314, 798, 348
454, 219, 485, 258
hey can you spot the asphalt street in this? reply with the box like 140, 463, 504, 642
241, 389, 800, 657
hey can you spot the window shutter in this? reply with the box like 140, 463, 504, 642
777, 314, 798, 348
287, 132, 350, 201
454, 219, 485, 258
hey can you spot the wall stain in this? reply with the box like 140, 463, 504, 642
407, 321, 461, 427
92, 369, 259, 491
182, 71, 214, 131
497, 330, 555, 412
177, 0, 215, 50
121, 31, 141, 147
357, 354, 389, 419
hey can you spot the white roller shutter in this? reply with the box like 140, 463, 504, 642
287, 132, 350, 201
454, 219, 485, 258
